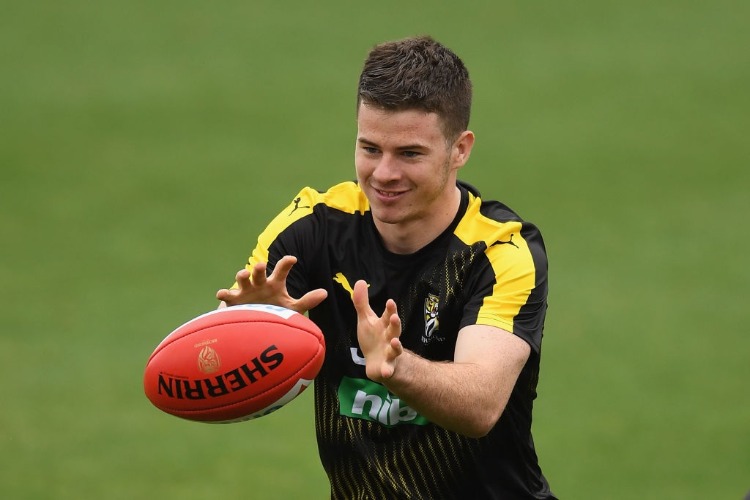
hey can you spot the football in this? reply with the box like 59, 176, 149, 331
143, 304, 325, 423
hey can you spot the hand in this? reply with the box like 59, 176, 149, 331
216, 255, 327, 314
351, 279, 404, 381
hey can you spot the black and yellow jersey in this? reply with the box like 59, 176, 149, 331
241, 180, 555, 499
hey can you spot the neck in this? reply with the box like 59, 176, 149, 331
376, 185, 462, 255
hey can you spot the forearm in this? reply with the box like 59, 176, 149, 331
352, 282, 528, 438
379, 349, 508, 438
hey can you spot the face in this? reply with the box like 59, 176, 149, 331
355, 103, 474, 230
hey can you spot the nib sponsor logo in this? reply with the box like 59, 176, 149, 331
337, 377, 429, 427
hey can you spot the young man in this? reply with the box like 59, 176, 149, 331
217, 36, 556, 499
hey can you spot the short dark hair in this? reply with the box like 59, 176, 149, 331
357, 36, 472, 142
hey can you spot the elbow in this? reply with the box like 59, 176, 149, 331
459, 408, 504, 439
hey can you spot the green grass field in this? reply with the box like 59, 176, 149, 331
2, 1, 748, 498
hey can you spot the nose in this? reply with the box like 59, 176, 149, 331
371, 154, 401, 183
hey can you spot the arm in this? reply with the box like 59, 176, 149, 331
216, 255, 327, 314
352, 280, 530, 438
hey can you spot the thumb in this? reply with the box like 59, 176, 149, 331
351, 280, 371, 316
295, 288, 329, 314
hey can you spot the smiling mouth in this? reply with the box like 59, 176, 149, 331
374, 188, 406, 198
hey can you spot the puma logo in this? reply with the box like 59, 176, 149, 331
491, 233, 519, 249
333, 272, 368, 298
289, 197, 311, 215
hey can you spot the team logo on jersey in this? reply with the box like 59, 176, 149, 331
423, 293, 440, 342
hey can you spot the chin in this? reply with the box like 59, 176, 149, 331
370, 207, 404, 225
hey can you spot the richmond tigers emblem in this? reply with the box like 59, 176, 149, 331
423, 293, 440, 342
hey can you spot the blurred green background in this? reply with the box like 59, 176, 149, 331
2, 0, 748, 498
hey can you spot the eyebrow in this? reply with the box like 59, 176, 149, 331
357, 137, 378, 146
357, 137, 428, 151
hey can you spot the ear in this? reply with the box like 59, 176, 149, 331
452, 130, 475, 168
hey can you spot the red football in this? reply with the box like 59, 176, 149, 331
143, 304, 325, 423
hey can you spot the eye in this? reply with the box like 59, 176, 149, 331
362, 146, 380, 155
401, 150, 421, 158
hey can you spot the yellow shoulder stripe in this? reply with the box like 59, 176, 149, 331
249, 182, 368, 269
455, 192, 536, 333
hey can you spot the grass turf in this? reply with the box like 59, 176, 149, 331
1, 1, 748, 498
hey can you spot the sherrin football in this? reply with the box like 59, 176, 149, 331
143, 304, 325, 423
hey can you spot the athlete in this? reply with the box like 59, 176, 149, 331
217, 36, 556, 499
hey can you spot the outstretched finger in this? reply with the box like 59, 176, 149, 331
380, 337, 403, 379
389, 336, 403, 356
381, 336, 403, 379
294, 288, 329, 314
235, 268, 253, 290
269, 255, 298, 283
248, 261, 267, 286
383, 299, 401, 336
216, 286, 241, 305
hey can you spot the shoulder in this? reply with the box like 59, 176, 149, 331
454, 182, 547, 274
455, 184, 548, 343
259, 182, 368, 242
293, 181, 369, 216
455, 183, 540, 245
